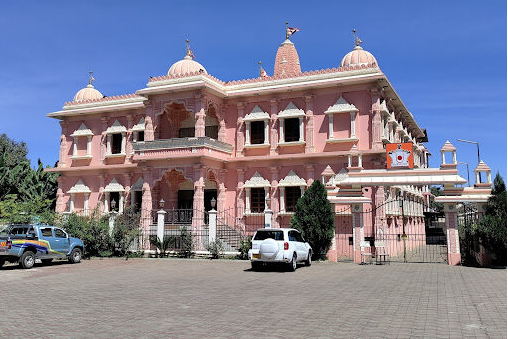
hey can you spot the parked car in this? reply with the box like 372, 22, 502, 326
0, 224, 85, 269
248, 228, 312, 271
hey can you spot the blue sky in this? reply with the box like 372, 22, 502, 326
0, 1, 506, 182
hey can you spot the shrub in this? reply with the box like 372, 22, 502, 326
206, 238, 225, 259
290, 180, 334, 260
237, 236, 252, 260
149, 235, 175, 258
111, 207, 141, 256
179, 226, 194, 258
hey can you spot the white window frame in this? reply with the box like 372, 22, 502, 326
70, 123, 93, 160
324, 96, 358, 144
132, 117, 145, 143
278, 170, 307, 215
67, 179, 91, 213
243, 106, 270, 148
277, 102, 305, 146
103, 178, 125, 213
105, 120, 127, 157
243, 172, 270, 215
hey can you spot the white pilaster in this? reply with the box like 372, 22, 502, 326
328, 114, 334, 139
70, 193, 75, 212
245, 188, 251, 213
299, 116, 304, 142
350, 112, 356, 138
86, 136, 91, 156
84, 193, 89, 213
279, 187, 285, 212
264, 120, 269, 144
245, 121, 251, 145
279, 118, 284, 143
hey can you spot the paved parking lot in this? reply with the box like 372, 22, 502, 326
0, 258, 505, 339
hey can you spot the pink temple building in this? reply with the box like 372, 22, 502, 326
48, 32, 448, 260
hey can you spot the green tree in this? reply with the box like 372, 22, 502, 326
0, 133, 28, 168
430, 186, 444, 213
476, 173, 507, 265
290, 180, 334, 260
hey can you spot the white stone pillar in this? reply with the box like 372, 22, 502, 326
348, 154, 352, 167
358, 154, 363, 168
264, 187, 269, 210
157, 209, 166, 243
264, 120, 269, 144
441, 151, 446, 165
245, 121, 251, 145
452, 150, 457, 164
279, 187, 285, 212
299, 116, 304, 142
70, 193, 75, 212
121, 132, 126, 154
86, 136, 91, 156
104, 192, 110, 213
119, 193, 124, 214
245, 188, 251, 213
84, 193, 89, 214
208, 209, 217, 243
350, 112, 356, 138
279, 118, 284, 143
107, 135, 112, 155
300, 186, 305, 197
73, 137, 78, 157
108, 212, 117, 236
328, 114, 334, 139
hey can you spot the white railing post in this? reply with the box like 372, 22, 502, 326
157, 209, 166, 243
208, 208, 217, 244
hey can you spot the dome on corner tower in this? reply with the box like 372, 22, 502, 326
73, 72, 103, 102
340, 45, 377, 68
167, 40, 207, 76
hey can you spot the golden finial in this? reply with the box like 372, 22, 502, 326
88, 71, 95, 86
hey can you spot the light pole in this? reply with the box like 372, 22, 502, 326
399, 191, 406, 263
457, 161, 470, 187
457, 139, 481, 182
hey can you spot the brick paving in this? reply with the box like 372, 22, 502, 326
0, 258, 505, 339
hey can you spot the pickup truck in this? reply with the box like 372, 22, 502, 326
0, 224, 85, 269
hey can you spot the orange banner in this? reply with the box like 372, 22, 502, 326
386, 143, 414, 169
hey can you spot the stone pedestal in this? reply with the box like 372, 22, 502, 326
444, 203, 461, 265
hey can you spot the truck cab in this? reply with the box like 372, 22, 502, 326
0, 224, 85, 269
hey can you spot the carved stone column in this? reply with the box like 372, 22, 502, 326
304, 164, 315, 186
55, 177, 65, 213
58, 121, 68, 168
141, 170, 153, 250
100, 117, 109, 163
371, 91, 383, 150
444, 203, 461, 265
218, 169, 227, 213
144, 101, 155, 141
124, 173, 133, 209
352, 203, 364, 264
194, 96, 206, 138
237, 168, 245, 217
236, 103, 245, 156
269, 99, 279, 155
269, 166, 279, 228
98, 174, 107, 214
218, 106, 227, 142
304, 95, 315, 153
126, 114, 134, 158
374, 186, 385, 238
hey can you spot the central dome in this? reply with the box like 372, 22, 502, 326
73, 84, 103, 102
168, 55, 207, 76
340, 45, 377, 67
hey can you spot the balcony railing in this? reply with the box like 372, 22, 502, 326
133, 137, 233, 154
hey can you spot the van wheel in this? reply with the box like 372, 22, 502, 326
69, 248, 82, 264
251, 262, 263, 271
288, 253, 297, 272
20, 251, 35, 269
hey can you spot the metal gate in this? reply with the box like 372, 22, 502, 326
361, 198, 448, 264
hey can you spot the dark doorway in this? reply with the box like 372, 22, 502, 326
178, 190, 194, 209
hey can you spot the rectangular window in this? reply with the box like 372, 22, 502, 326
284, 118, 300, 142
254, 230, 284, 241
179, 127, 195, 138
40, 228, 53, 237
205, 126, 218, 139
285, 186, 301, 212
54, 228, 67, 238
251, 188, 265, 213
250, 121, 265, 144
111, 133, 122, 154
138, 131, 144, 142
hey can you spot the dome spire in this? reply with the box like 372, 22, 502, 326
185, 39, 195, 60
274, 22, 301, 76
352, 29, 364, 50
88, 70, 95, 87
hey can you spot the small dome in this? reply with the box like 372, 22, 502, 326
168, 55, 207, 76
340, 45, 377, 67
73, 84, 103, 102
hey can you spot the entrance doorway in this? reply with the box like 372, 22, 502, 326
204, 189, 217, 212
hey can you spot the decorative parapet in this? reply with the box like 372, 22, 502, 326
132, 137, 234, 154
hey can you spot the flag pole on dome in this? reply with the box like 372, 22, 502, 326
185, 39, 195, 59
285, 21, 300, 40
88, 71, 95, 85
352, 29, 363, 47
258, 61, 268, 78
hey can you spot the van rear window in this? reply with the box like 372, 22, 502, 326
253, 230, 284, 241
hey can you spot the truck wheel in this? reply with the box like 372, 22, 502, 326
251, 261, 263, 271
69, 248, 82, 264
42, 259, 53, 266
20, 251, 35, 269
